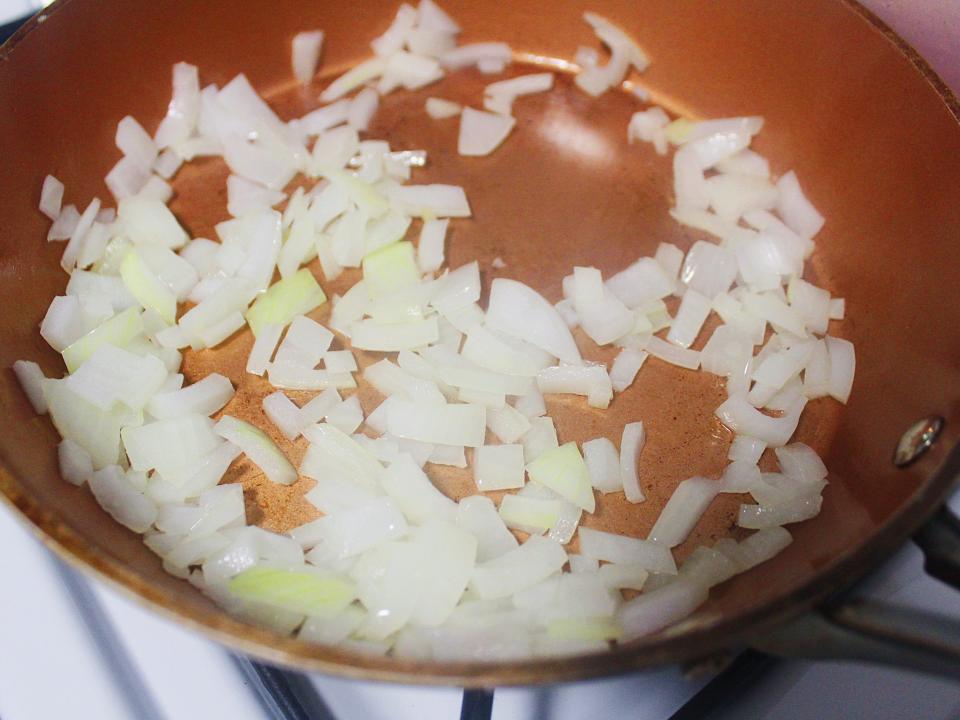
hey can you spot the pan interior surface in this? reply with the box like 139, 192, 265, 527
1, 0, 959, 685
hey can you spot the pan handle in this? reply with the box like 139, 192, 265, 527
751, 506, 960, 679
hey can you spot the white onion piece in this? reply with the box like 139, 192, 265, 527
732, 526, 793, 570
648, 477, 720, 547
116, 115, 158, 172
66, 344, 167, 411
525, 442, 594, 512
474, 444, 525, 491
146, 373, 234, 419
486, 279, 582, 364
700, 325, 753, 377
386, 399, 486, 447
521, 416, 559, 465
214, 415, 296, 485
458, 107, 516, 157
673, 145, 710, 211
483, 404, 530, 443
679, 546, 739, 588
291, 30, 324, 84
348, 88, 379, 131
775, 442, 828, 485
716, 148, 770, 178
516, 483, 583, 545
802, 340, 831, 399
442, 42, 512, 70
738, 488, 823, 529
681, 241, 737, 299
89, 465, 157, 533
39, 175, 65, 220
226, 175, 286, 218
720, 460, 762, 494
380, 454, 457, 525
426, 97, 462, 119
262, 391, 305, 441
619, 421, 646, 503
462, 325, 551, 378
645, 337, 700, 370
58, 438, 93, 486
514, 388, 546, 418
609, 348, 647, 392
568, 554, 600, 574
179, 236, 220, 276
44, 379, 125, 469
387, 183, 471, 218
617, 578, 707, 641
470, 535, 567, 599
485, 72, 554, 99
536, 364, 612, 409
628, 107, 670, 155
728, 435, 767, 465
583, 437, 622, 494
417, 217, 448, 273
349, 318, 439, 351
825, 336, 855, 404
60, 197, 100, 272
606, 257, 675, 309
776, 170, 825, 239
245, 323, 283, 376
828, 298, 845, 320
707, 173, 777, 223
47, 204, 81, 241
499, 494, 561, 535
13, 360, 48, 414
787, 277, 831, 336
118, 196, 189, 249
715, 395, 807, 447
666, 289, 711, 349
456, 496, 518, 562
741, 292, 806, 338
324, 395, 363, 434
578, 527, 675, 573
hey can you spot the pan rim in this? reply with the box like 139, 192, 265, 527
1, 0, 958, 687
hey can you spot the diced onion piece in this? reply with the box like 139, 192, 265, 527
118, 196, 189, 249
381, 454, 457, 525
426, 97, 462, 119
245, 268, 326, 336
525, 442, 594, 512
620, 421, 645, 503
442, 42, 512, 70
58, 438, 93, 486
645, 336, 700, 371
617, 578, 707, 641
578, 527, 675, 573
387, 183, 471, 218
738, 489, 823, 529
776, 170, 824, 239
214, 415, 297, 485
349, 317, 439, 351
728, 435, 767, 465
582, 437, 621, 494
681, 241, 737, 299
775, 442, 828, 485
456, 496, 518, 562
648, 477, 720, 547
301, 423, 383, 488
825, 336, 855, 404
458, 107, 516, 157
417, 218, 448, 273
609, 348, 647, 393
485, 278, 582, 364
387, 399, 486, 447
666, 289, 711, 349
828, 298, 845, 320
741, 292, 806, 338
499, 495, 561, 534
146, 373, 234, 419
715, 395, 807, 447
62, 306, 143, 373
47, 204, 81, 241
474, 444, 526, 491
13, 360, 48, 414
263, 391, 305, 441
521, 416, 559, 465
39, 175, 65, 220
246, 323, 283, 376
292, 30, 325, 84
348, 88, 379, 131
363, 241, 421, 299
606, 257, 675, 309
89, 465, 157, 533
320, 56, 387, 102
536, 364, 612, 409
120, 249, 177, 324
470, 535, 567, 599
229, 566, 355, 616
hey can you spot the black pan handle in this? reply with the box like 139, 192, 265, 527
750, 506, 960, 679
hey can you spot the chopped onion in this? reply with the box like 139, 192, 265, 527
470, 535, 567, 599
442, 42, 512, 70
474, 444, 526, 491
58, 438, 93, 486
458, 107, 516, 157
13, 360, 48, 414
645, 337, 700, 371
582, 437, 622, 494
666, 289, 711, 348
727, 435, 767, 465
578, 527, 675, 573
648, 476, 720, 547
776, 170, 824, 239
292, 30, 325, 84
380, 454, 457, 525
387, 183, 471, 218
89, 465, 157, 533
537, 364, 612, 409
214, 415, 297, 485
617, 578, 707, 641
715, 395, 807, 447
525, 442, 594, 512
425, 97, 462, 119
619, 421, 646, 503
39, 174, 65, 220
486, 279, 582, 365
386, 399, 486, 447
456, 495, 518, 562
825, 336, 855, 404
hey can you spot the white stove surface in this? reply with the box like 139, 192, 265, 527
2, 1, 959, 719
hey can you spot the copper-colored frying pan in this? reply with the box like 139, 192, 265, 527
2, 0, 960, 687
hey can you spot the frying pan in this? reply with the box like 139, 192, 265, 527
2, 0, 960, 688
